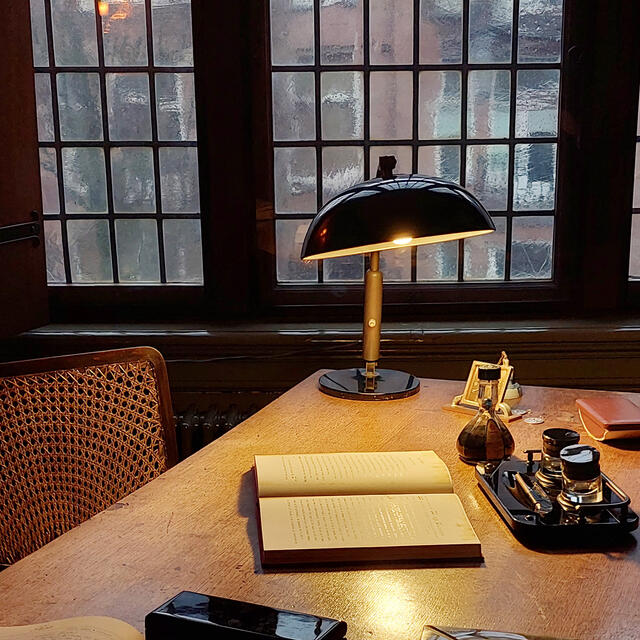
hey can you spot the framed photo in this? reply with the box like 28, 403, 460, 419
458, 360, 513, 409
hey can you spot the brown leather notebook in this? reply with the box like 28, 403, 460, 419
576, 396, 640, 441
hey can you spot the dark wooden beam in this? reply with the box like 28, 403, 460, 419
561, 0, 640, 312
191, 1, 257, 316
0, 0, 49, 337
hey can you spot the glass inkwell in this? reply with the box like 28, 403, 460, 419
534, 428, 581, 497
456, 365, 515, 464
557, 444, 604, 522
474, 428, 639, 538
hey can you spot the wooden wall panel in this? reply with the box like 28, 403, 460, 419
1, 321, 640, 415
0, 0, 48, 337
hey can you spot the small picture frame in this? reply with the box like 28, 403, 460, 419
444, 352, 520, 421
458, 359, 513, 409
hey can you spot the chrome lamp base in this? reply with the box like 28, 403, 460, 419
319, 368, 420, 401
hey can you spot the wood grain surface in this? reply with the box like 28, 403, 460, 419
1, 373, 639, 639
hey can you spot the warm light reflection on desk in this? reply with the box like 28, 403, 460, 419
361, 574, 420, 635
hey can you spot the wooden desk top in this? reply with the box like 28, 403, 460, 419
1, 373, 639, 639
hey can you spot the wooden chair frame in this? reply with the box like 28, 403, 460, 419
0, 347, 178, 564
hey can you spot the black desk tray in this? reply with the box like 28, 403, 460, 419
475, 454, 639, 543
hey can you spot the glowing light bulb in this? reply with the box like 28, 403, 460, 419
392, 237, 413, 245
98, 1, 109, 17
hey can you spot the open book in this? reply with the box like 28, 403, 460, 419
0, 617, 142, 640
254, 451, 481, 565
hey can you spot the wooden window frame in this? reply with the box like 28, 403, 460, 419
44, 1, 640, 322
266, 1, 561, 289
38, 5, 199, 280
251, 0, 640, 320
49, 1, 257, 322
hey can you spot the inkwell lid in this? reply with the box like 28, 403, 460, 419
478, 366, 500, 381
542, 428, 580, 458
560, 444, 601, 480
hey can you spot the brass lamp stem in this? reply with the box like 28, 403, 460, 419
363, 251, 382, 380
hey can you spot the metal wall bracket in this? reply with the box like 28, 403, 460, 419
0, 212, 41, 247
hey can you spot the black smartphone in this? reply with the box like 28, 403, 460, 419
145, 591, 347, 640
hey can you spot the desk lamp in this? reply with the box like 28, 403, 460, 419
300, 156, 495, 400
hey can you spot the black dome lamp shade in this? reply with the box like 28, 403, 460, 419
301, 156, 495, 401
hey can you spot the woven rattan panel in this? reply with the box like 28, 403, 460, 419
0, 360, 170, 564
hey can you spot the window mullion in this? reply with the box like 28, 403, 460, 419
504, 0, 521, 282
93, 0, 119, 284
43, 0, 71, 285
144, 0, 167, 284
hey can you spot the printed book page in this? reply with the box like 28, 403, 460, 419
259, 493, 480, 555
255, 451, 453, 498
0, 617, 143, 640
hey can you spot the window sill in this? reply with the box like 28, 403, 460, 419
2, 317, 640, 394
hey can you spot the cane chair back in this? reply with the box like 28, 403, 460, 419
0, 347, 178, 565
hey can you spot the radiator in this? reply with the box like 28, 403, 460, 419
174, 404, 259, 459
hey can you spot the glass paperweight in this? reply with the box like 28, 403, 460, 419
456, 365, 515, 464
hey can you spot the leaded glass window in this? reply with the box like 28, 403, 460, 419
269, 0, 563, 284
30, 0, 203, 284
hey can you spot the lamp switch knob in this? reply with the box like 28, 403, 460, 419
368, 319, 377, 328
